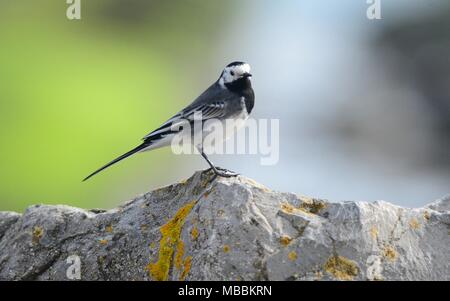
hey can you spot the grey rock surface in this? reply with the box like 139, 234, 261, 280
0, 170, 449, 280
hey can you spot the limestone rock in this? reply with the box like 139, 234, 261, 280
0, 171, 448, 280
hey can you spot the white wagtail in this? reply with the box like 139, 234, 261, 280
83, 61, 254, 181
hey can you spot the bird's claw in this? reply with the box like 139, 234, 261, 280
214, 170, 239, 178
205, 167, 239, 178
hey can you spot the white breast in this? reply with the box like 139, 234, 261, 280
223, 97, 249, 140
197, 97, 249, 153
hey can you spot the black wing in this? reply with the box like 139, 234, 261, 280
142, 101, 227, 141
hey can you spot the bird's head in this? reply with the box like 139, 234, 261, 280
219, 61, 252, 89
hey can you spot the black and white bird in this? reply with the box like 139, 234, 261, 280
83, 61, 255, 181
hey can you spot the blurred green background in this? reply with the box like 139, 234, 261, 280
1, 0, 449, 212
0, 0, 233, 211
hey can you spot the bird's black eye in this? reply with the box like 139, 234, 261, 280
230, 71, 235, 76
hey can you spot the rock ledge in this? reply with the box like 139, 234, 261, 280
0, 171, 449, 280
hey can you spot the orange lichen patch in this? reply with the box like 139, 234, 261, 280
191, 225, 199, 241
423, 211, 431, 222
382, 245, 398, 262
105, 225, 113, 233
32, 226, 44, 244
370, 226, 378, 240
223, 245, 231, 253
288, 251, 298, 261
99, 239, 108, 245
409, 218, 420, 230
180, 256, 192, 281
324, 256, 359, 280
146, 200, 196, 281
299, 197, 327, 214
280, 235, 293, 246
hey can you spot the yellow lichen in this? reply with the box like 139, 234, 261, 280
32, 226, 44, 244
409, 218, 420, 230
370, 226, 378, 240
173, 238, 193, 280
99, 239, 108, 245
281, 202, 296, 214
191, 225, 199, 241
146, 200, 196, 281
299, 197, 327, 214
324, 256, 359, 280
383, 245, 397, 262
280, 235, 293, 246
281, 199, 325, 216
174, 240, 185, 270
149, 241, 156, 249
288, 251, 298, 261
105, 225, 113, 233
180, 256, 192, 281
423, 211, 430, 222
223, 245, 231, 253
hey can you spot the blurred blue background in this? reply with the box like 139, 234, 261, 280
0, 0, 449, 211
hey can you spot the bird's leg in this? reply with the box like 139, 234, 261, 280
199, 151, 238, 178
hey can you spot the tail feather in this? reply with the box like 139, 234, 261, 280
83, 143, 149, 181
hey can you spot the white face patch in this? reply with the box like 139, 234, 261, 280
219, 63, 251, 87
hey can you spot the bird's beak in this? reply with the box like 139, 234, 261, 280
242, 72, 252, 78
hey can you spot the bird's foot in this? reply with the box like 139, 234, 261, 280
216, 167, 239, 177
206, 167, 239, 178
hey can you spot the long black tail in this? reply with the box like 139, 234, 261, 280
83, 143, 149, 181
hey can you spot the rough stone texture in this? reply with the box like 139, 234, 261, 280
0, 170, 449, 281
